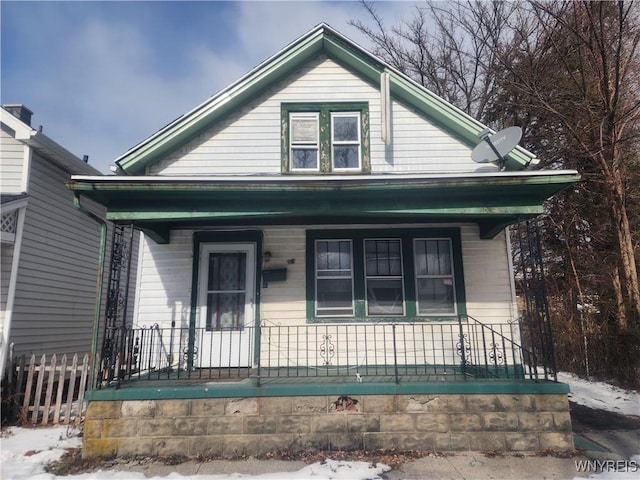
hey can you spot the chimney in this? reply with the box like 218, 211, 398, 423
3, 104, 34, 127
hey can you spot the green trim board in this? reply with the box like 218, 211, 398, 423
67, 171, 580, 243
114, 24, 537, 175
85, 379, 570, 401
305, 228, 466, 323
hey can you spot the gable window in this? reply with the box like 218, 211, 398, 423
282, 103, 370, 173
290, 113, 319, 170
331, 112, 361, 170
306, 229, 466, 322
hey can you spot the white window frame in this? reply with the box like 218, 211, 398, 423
289, 112, 320, 171
331, 111, 361, 171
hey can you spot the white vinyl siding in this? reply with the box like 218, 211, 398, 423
150, 56, 478, 176
259, 228, 306, 324
461, 226, 514, 324
133, 230, 194, 330
0, 128, 26, 192
133, 224, 514, 331
8, 153, 106, 358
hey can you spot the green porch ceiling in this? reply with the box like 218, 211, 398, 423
68, 171, 580, 243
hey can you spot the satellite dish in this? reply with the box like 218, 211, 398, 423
471, 126, 522, 169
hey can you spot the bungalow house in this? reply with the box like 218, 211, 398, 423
68, 24, 580, 458
0, 105, 121, 378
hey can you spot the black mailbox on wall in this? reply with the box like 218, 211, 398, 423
262, 268, 287, 287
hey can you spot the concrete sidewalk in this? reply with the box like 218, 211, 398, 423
98, 452, 593, 479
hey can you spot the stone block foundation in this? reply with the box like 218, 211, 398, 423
83, 393, 574, 458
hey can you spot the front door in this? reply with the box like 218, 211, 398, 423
197, 243, 256, 368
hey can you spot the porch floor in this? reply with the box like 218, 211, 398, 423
104, 364, 543, 391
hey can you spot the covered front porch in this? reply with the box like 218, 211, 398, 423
67, 171, 577, 398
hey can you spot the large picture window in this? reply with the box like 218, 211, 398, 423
307, 229, 465, 322
282, 103, 370, 173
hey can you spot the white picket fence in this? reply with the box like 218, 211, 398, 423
12, 353, 90, 425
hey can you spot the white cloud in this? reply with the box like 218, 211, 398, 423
235, 1, 374, 60
2, 1, 418, 173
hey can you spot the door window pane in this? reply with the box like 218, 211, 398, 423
206, 252, 247, 330
207, 292, 245, 330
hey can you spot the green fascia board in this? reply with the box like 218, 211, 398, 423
69, 172, 579, 242
105, 206, 542, 221
68, 173, 579, 233
137, 215, 525, 245
85, 379, 569, 401
115, 24, 536, 175
69, 172, 579, 196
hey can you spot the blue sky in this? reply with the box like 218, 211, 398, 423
1, 1, 416, 173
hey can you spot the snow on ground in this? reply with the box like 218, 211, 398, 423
0, 425, 390, 480
0, 372, 638, 480
558, 372, 640, 417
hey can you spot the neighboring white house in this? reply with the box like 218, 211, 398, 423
69, 24, 581, 457
0, 104, 109, 376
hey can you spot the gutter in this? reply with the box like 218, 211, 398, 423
72, 193, 108, 390
69, 170, 581, 188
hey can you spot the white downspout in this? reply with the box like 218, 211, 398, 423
380, 71, 391, 145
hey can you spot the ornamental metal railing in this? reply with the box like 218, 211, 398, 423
95, 315, 556, 388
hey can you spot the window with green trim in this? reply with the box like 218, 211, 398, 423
414, 239, 456, 315
282, 103, 370, 173
306, 229, 466, 322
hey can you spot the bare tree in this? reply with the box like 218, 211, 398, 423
351, 1, 519, 122
505, 1, 640, 328
352, 0, 640, 385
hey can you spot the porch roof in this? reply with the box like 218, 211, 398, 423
68, 170, 580, 243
